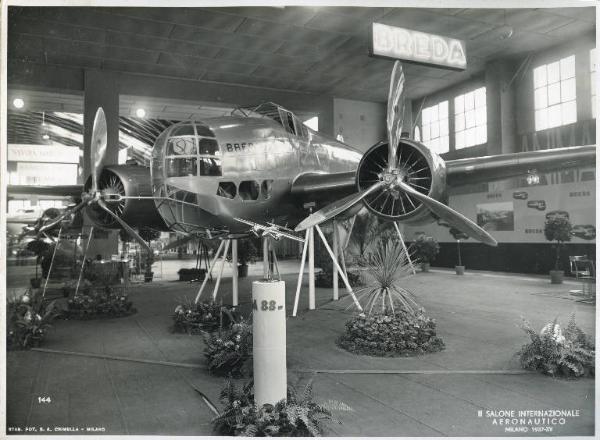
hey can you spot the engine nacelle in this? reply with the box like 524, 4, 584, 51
356, 139, 448, 225
84, 165, 167, 230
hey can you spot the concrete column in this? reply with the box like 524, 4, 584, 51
485, 60, 518, 156
485, 60, 518, 192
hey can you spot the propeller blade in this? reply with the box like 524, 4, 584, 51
38, 198, 89, 234
397, 181, 498, 247
386, 61, 406, 169
163, 234, 196, 251
97, 199, 152, 253
91, 107, 108, 193
295, 182, 385, 231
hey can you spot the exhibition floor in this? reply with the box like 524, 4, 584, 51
6, 262, 595, 436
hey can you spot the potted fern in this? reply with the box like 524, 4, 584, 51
449, 228, 469, 275
412, 234, 439, 272
544, 217, 572, 284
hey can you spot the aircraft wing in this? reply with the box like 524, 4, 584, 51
7, 184, 84, 197
446, 145, 595, 187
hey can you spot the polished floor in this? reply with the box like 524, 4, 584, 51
6, 259, 595, 436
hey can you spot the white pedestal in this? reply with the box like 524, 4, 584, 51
252, 280, 287, 406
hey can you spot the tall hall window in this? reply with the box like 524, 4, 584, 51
533, 55, 576, 130
455, 87, 487, 149
421, 101, 449, 154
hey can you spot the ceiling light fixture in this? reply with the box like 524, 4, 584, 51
497, 10, 514, 40
13, 97, 25, 109
136, 108, 146, 118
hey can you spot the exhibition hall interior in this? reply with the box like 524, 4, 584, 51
4, 4, 597, 437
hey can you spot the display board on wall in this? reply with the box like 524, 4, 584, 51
8, 144, 80, 163
404, 179, 595, 244
15, 163, 78, 185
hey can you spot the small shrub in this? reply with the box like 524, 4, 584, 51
64, 286, 136, 319
544, 217, 572, 270
337, 311, 445, 357
212, 380, 351, 436
412, 235, 439, 264
177, 268, 206, 281
315, 270, 362, 288
203, 320, 253, 377
172, 299, 237, 334
7, 290, 59, 350
518, 315, 595, 378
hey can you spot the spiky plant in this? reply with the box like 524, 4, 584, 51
348, 240, 418, 315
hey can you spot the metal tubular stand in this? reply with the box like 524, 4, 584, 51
271, 243, 281, 280
292, 229, 310, 317
74, 225, 94, 298
262, 236, 270, 279
394, 222, 416, 275
232, 239, 238, 306
212, 239, 231, 302
194, 240, 225, 303
308, 227, 315, 309
42, 226, 63, 299
315, 225, 363, 312
332, 220, 339, 301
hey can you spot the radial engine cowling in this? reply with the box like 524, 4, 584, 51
85, 165, 167, 230
356, 139, 448, 225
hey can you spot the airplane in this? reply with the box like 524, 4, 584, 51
8, 61, 596, 257
7, 206, 48, 237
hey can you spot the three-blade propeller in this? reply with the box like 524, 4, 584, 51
295, 61, 497, 247
34, 108, 152, 253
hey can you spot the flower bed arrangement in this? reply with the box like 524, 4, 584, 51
64, 286, 136, 320
337, 241, 445, 357
337, 310, 445, 356
203, 320, 253, 377
212, 380, 351, 436
7, 290, 58, 350
518, 315, 595, 378
172, 299, 238, 334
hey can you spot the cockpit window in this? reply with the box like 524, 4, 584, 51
199, 158, 222, 176
300, 122, 309, 138
172, 125, 195, 136
199, 138, 219, 155
163, 122, 222, 177
167, 137, 197, 155
196, 125, 214, 137
285, 112, 296, 135
166, 157, 197, 177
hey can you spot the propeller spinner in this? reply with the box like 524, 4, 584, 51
296, 61, 497, 247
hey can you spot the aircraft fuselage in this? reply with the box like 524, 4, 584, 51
150, 109, 363, 235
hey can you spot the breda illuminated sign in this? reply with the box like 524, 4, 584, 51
370, 23, 467, 71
